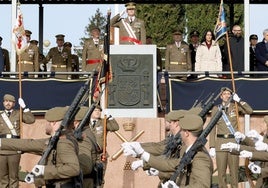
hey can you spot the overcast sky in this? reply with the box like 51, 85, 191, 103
0, 3, 267, 52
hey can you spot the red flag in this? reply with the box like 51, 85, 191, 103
13, 5, 27, 55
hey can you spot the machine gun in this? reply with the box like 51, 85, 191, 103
169, 105, 223, 184
25, 78, 91, 183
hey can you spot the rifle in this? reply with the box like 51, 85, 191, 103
25, 78, 91, 183
169, 105, 223, 184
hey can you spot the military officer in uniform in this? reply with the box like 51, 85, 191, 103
165, 30, 191, 79
249, 34, 258, 75
82, 27, 104, 75
0, 36, 10, 76
45, 34, 72, 79
17, 30, 39, 78
188, 30, 200, 79
111, 2, 146, 45
0, 106, 80, 188
209, 87, 253, 188
0, 94, 35, 188
64, 42, 80, 79
90, 105, 119, 187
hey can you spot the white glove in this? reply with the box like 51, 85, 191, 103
147, 168, 159, 176
209, 148, 216, 158
24, 173, 34, 184
32, 165, 45, 176
234, 131, 246, 141
102, 109, 112, 119
248, 162, 261, 174
127, 142, 145, 155
246, 130, 263, 142
255, 141, 268, 151
122, 146, 137, 158
131, 160, 143, 171
239, 150, 253, 158
39, 63, 45, 71
18, 98, 26, 109
220, 142, 240, 152
161, 180, 179, 188
232, 93, 241, 102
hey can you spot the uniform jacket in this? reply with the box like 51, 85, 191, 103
111, 14, 146, 44
165, 41, 191, 72
209, 101, 253, 151
195, 40, 222, 72
71, 54, 79, 79
0, 136, 80, 186
17, 43, 39, 72
1, 47, 10, 72
250, 46, 257, 71
82, 38, 104, 72
0, 109, 35, 154
255, 40, 268, 71
141, 139, 167, 156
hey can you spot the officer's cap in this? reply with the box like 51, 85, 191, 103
264, 115, 268, 125
45, 106, 68, 122
220, 87, 233, 94
190, 30, 200, 37
30, 40, 38, 45
173, 29, 183, 35
55, 34, 65, 40
125, 2, 136, 9
64, 42, 72, 48
3, 94, 15, 102
250, 34, 258, 40
165, 110, 187, 122
25, 30, 32, 36
179, 114, 203, 133
75, 106, 89, 121
95, 105, 102, 111
0, 36, 2, 41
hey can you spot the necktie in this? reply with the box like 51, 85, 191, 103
58, 47, 62, 53
7, 111, 11, 117
92, 120, 96, 128
130, 18, 133, 24
0, 47, 4, 73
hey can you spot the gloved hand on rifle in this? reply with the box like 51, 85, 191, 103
248, 162, 261, 174
32, 165, 45, 177
146, 168, 159, 176
232, 93, 241, 103
209, 148, 216, 158
24, 174, 35, 184
234, 131, 246, 142
220, 142, 240, 152
246, 130, 263, 142
131, 160, 143, 171
255, 140, 268, 151
239, 150, 253, 158
102, 109, 113, 120
161, 180, 179, 188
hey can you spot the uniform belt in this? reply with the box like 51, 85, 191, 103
52, 64, 67, 68
170, 62, 187, 65
86, 59, 102, 64
217, 134, 234, 138
0, 134, 20, 138
18, 61, 33, 65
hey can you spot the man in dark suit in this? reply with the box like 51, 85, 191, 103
0, 36, 10, 77
255, 29, 268, 77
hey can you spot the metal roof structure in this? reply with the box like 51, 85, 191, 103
0, 0, 268, 4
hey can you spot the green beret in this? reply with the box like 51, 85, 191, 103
264, 115, 268, 125
75, 106, 89, 121
179, 114, 203, 133
165, 110, 187, 122
45, 107, 68, 122
221, 87, 233, 94
3, 94, 15, 102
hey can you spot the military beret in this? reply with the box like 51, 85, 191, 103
25, 30, 32, 36
125, 2, 136, 9
0, 36, 2, 41
55, 34, 65, 40
75, 106, 89, 121
190, 30, 200, 37
30, 40, 38, 45
3, 94, 15, 102
179, 114, 203, 133
165, 110, 187, 122
64, 42, 72, 47
264, 115, 268, 125
45, 106, 68, 122
173, 29, 183, 35
221, 87, 233, 94
250, 34, 258, 40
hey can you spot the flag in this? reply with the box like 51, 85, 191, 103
13, 5, 27, 55
92, 11, 112, 102
214, 0, 227, 42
